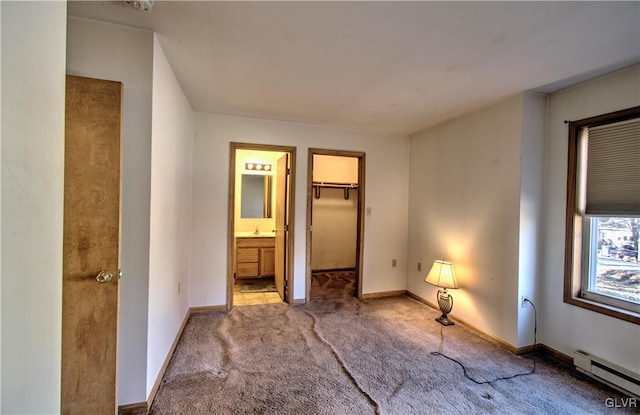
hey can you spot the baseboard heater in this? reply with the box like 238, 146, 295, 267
574, 350, 640, 398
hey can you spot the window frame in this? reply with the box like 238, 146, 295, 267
564, 106, 640, 325
580, 216, 640, 313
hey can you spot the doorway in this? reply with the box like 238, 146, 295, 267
306, 149, 366, 302
228, 143, 296, 309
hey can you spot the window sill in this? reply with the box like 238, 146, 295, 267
564, 294, 640, 325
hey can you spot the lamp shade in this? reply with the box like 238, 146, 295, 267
425, 260, 458, 289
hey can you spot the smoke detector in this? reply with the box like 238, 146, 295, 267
126, 0, 153, 12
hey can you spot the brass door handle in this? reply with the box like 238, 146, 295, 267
96, 270, 114, 283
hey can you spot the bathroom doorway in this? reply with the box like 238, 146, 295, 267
228, 143, 296, 309
306, 149, 365, 302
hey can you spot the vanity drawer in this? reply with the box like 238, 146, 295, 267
237, 263, 259, 278
237, 238, 275, 248
237, 248, 259, 263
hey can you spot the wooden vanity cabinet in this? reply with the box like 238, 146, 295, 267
236, 237, 275, 279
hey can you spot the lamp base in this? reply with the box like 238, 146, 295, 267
435, 315, 455, 326
435, 289, 455, 326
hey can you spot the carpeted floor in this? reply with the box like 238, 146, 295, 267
310, 269, 357, 299
149, 272, 634, 414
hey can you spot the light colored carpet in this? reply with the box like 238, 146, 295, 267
149, 272, 634, 414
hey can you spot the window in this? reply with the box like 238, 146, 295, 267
564, 106, 640, 324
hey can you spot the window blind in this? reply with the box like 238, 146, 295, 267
585, 118, 640, 215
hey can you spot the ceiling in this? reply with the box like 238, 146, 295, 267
68, 1, 640, 136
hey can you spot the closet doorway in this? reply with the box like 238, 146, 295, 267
306, 149, 365, 302
228, 143, 296, 310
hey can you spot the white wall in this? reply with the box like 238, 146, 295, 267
313, 155, 359, 183
312, 188, 359, 270
1, 2, 67, 413
1, 5, 3, 409
192, 114, 410, 305
66, 17, 153, 405
517, 93, 547, 347
407, 94, 525, 346
542, 65, 640, 372
147, 35, 194, 398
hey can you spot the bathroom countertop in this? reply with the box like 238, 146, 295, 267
234, 232, 275, 238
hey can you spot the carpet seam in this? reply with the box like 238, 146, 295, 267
303, 308, 381, 415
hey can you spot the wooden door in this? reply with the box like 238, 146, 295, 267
61, 75, 122, 414
275, 154, 289, 300
261, 247, 276, 276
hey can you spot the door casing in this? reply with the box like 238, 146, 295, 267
274, 153, 289, 300
306, 149, 366, 301
228, 143, 296, 309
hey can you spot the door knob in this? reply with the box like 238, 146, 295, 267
96, 270, 114, 283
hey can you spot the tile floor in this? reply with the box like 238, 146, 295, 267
233, 279, 282, 306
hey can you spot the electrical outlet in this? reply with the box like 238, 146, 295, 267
521, 296, 528, 308
417, 262, 422, 272
366, 207, 372, 216
392, 259, 397, 268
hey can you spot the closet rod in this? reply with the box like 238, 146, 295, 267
312, 182, 358, 200
312, 181, 358, 189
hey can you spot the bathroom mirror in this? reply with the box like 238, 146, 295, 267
241, 174, 273, 218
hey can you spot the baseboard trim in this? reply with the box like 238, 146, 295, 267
362, 289, 407, 299
515, 344, 537, 355
147, 309, 192, 411
407, 291, 521, 354
311, 267, 356, 273
117, 401, 147, 415
406, 291, 574, 360
190, 304, 227, 314
540, 344, 573, 365
292, 298, 306, 305
406, 290, 436, 308
118, 307, 199, 414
